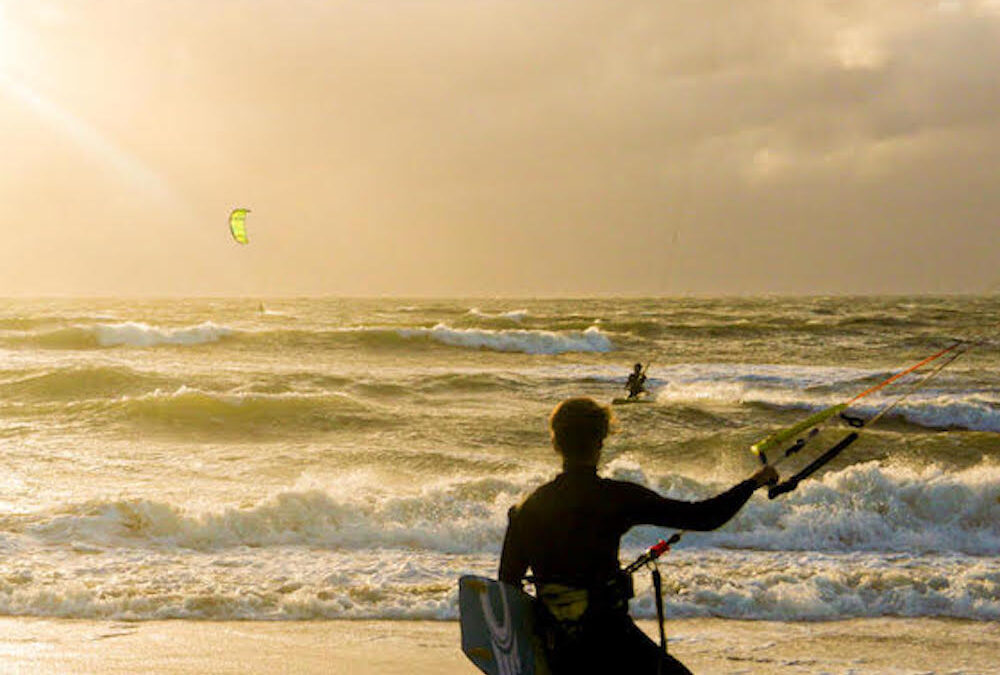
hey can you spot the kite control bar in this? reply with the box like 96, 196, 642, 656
768, 432, 859, 499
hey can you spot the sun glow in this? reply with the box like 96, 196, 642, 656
0, 1, 179, 211
0, 3, 13, 72
0, 70, 176, 205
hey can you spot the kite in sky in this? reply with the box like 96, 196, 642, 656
229, 208, 250, 244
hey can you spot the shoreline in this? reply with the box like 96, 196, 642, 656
0, 617, 996, 674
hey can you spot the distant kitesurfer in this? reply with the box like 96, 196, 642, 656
625, 363, 647, 399
499, 397, 776, 674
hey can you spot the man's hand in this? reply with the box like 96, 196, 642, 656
751, 465, 779, 488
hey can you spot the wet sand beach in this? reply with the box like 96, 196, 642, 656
1, 617, 997, 674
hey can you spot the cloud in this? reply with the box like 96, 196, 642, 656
1, 0, 998, 294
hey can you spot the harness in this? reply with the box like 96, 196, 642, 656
527, 536, 676, 664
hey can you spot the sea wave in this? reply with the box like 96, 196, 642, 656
755, 391, 1000, 433
689, 462, 1000, 556
0, 462, 997, 621
19, 481, 518, 553
0, 385, 398, 436
602, 457, 1000, 556
108, 388, 390, 435
0, 547, 995, 621
467, 308, 530, 322
0, 365, 168, 400
398, 324, 614, 354
94, 322, 232, 347
0, 552, 469, 621
2, 323, 613, 355
634, 550, 1000, 622
0, 322, 234, 350
653, 364, 1000, 432
1, 326, 102, 350
411, 372, 534, 394
0, 317, 62, 331
8, 461, 999, 557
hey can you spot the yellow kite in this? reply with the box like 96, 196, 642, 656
229, 208, 250, 244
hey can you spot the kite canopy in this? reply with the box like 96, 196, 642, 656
229, 208, 250, 244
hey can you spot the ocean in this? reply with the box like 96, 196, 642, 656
0, 296, 997, 623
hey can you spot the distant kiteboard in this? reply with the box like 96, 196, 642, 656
612, 397, 654, 405
459, 575, 550, 675
229, 208, 250, 244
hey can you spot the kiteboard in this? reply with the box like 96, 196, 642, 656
459, 575, 550, 675
612, 397, 654, 405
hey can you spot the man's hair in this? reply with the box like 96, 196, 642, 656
549, 397, 613, 461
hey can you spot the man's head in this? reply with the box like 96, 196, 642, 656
549, 397, 613, 465
633, 363, 642, 372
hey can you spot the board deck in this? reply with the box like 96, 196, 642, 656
459, 575, 551, 675
611, 396, 654, 405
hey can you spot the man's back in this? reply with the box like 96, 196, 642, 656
501, 467, 640, 585
500, 466, 757, 587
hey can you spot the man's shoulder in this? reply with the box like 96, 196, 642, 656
517, 476, 562, 507
595, 475, 660, 499
515, 472, 650, 507
514, 471, 595, 516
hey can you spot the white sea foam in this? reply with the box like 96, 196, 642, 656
13, 460, 1000, 558
399, 324, 613, 354
653, 363, 1000, 432
664, 363, 867, 389
94, 322, 232, 347
628, 550, 1000, 622
1, 459, 999, 621
0, 545, 996, 621
707, 462, 1000, 556
0, 548, 482, 620
25, 483, 517, 554
467, 308, 530, 322
875, 394, 1000, 432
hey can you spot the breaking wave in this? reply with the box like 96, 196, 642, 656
654, 364, 1000, 433
634, 550, 1000, 622
398, 324, 614, 354
1, 322, 234, 349
711, 461, 1000, 556
94, 322, 233, 347
0, 463, 997, 621
466, 308, 530, 322
19, 482, 518, 553
6, 461, 997, 557
1, 322, 613, 355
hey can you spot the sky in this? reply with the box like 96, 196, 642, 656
0, 0, 998, 297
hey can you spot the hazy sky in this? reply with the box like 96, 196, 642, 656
1, 0, 998, 296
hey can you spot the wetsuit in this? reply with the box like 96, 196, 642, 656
626, 372, 646, 398
499, 465, 758, 674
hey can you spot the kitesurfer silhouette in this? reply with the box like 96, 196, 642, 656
499, 397, 776, 674
626, 363, 647, 399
